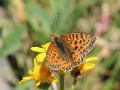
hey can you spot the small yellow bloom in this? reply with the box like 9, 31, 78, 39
30, 42, 50, 64
71, 57, 98, 78
19, 58, 58, 86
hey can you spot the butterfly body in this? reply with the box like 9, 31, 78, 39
46, 33, 96, 71
53, 35, 72, 64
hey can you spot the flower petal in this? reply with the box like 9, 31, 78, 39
31, 47, 46, 52
19, 76, 33, 84
36, 81, 41, 86
85, 57, 98, 62
36, 53, 46, 63
28, 70, 33, 75
41, 42, 50, 49
83, 63, 95, 71
45, 76, 58, 83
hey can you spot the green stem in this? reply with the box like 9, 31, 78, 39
59, 74, 65, 90
70, 78, 77, 90
43, 88, 48, 90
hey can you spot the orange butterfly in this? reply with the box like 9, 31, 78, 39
46, 32, 96, 71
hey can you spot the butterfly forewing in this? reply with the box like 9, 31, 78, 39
60, 33, 96, 67
60, 33, 96, 55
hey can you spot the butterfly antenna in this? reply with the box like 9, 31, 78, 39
52, 12, 59, 33
33, 33, 50, 36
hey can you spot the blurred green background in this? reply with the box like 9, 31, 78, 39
0, 0, 120, 90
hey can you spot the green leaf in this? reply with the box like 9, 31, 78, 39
26, 3, 52, 32
0, 25, 25, 58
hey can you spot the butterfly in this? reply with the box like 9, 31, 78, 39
46, 32, 96, 71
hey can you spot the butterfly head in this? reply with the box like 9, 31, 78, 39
50, 32, 57, 39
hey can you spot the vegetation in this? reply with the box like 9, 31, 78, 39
0, 0, 120, 90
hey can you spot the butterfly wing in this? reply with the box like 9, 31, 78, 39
60, 33, 96, 67
46, 41, 72, 71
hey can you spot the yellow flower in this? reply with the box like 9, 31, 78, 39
19, 58, 58, 86
31, 42, 67, 75
30, 42, 50, 64
71, 57, 98, 78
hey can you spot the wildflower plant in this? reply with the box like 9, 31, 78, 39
19, 43, 98, 90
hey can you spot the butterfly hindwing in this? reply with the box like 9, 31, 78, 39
46, 41, 61, 70
46, 41, 72, 71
